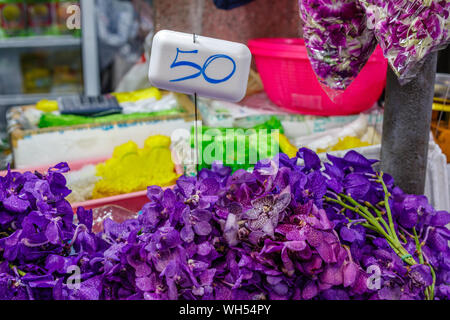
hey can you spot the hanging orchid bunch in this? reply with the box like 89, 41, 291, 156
298, 0, 450, 90
298, 0, 378, 91
359, 0, 450, 84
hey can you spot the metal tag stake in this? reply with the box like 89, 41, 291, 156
193, 33, 200, 180
148, 30, 252, 180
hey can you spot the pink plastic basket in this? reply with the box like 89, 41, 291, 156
248, 38, 388, 116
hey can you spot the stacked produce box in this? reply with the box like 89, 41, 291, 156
0, 0, 80, 38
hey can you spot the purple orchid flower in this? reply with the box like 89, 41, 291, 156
244, 192, 291, 240
180, 208, 213, 243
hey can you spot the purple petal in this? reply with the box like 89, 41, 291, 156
136, 277, 153, 292
45, 220, 61, 245
297, 148, 321, 171
272, 192, 291, 213
135, 263, 152, 278
243, 208, 262, 219
193, 221, 212, 236
430, 211, 450, 226
191, 209, 212, 221
343, 262, 358, 287
285, 240, 307, 251
3, 195, 30, 213
302, 281, 318, 300
180, 225, 195, 243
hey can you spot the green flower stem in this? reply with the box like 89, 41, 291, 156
428, 264, 436, 300
9, 263, 26, 277
385, 238, 416, 264
324, 196, 367, 218
325, 196, 396, 248
327, 194, 414, 263
413, 227, 435, 300
361, 223, 380, 233
339, 208, 353, 223
364, 201, 391, 232
398, 230, 408, 244
360, 224, 403, 256
412, 228, 425, 264
364, 201, 383, 215
339, 194, 392, 240
325, 188, 434, 300
325, 197, 363, 215
377, 173, 402, 244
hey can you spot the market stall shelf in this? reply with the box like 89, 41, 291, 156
0, 35, 81, 49
7, 93, 199, 168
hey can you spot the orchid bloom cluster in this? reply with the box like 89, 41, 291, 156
0, 163, 101, 299
298, 0, 378, 91
298, 0, 450, 90
320, 150, 450, 299
0, 149, 449, 300
359, 0, 450, 84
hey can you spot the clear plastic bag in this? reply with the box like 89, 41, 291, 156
298, 0, 378, 94
91, 205, 139, 233
359, 0, 450, 85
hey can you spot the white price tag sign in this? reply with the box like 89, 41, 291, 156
148, 30, 252, 102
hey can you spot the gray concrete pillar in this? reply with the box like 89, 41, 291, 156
381, 52, 438, 195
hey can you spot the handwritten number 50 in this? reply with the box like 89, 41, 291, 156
170, 48, 236, 84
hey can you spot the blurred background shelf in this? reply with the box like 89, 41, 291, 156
0, 0, 100, 130
0, 35, 81, 49
0, 93, 76, 107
